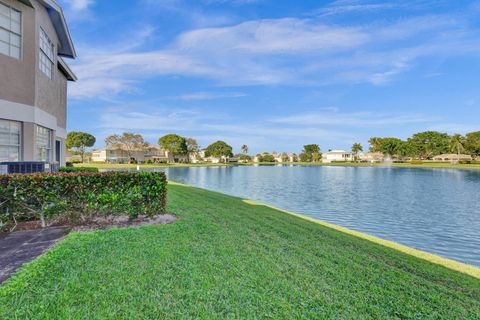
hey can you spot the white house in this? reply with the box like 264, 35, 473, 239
189, 150, 206, 163
323, 150, 353, 163
205, 155, 238, 163
359, 152, 385, 163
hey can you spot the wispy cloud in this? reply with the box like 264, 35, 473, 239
318, 0, 395, 16
93, 104, 464, 152
69, 10, 480, 100
270, 110, 435, 127
94, 105, 357, 152
64, 0, 94, 10
173, 92, 248, 100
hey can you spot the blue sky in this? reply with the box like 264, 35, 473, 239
60, 0, 480, 154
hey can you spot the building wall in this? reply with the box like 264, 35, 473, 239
0, 0, 72, 165
32, 0, 67, 129
0, 0, 36, 106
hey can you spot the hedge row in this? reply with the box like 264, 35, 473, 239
0, 172, 167, 231
59, 167, 99, 173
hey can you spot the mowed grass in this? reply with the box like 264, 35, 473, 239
1, 184, 479, 319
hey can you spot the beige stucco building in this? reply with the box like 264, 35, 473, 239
91, 146, 175, 164
0, 0, 76, 166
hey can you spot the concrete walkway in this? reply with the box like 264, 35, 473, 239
0, 228, 69, 284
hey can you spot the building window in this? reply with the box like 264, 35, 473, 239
39, 28, 54, 79
0, 2, 21, 59
36, 125, 52, 162
0, 119, 21, 162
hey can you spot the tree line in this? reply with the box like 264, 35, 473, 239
67, 132, 236, 162
368, 131, 480, 159
67, 130, 480, 163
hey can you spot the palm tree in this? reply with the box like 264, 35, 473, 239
351, 143, 363, 162
450, 134, 465, 155
241, 144, 248, 155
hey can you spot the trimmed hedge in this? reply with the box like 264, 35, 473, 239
0, 172, 167, 231
59, 167, 99, 173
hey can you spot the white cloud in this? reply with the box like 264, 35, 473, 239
68, 12, 480, 100
173, 92, 248, 100
318, 0, 395, 16
270, 110, 435, 127
94, 106, 357, 152
64, 0, 94, 11
173, 18, 369, 54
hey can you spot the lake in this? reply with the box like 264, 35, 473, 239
109, 165, 480, 266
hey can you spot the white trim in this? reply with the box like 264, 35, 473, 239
55, 126, 66, 139
58, 56, 77, 81
38, 0, 76, 58
0, 98, 65, 136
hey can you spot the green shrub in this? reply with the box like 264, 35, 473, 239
59, 167, 99, 173
0, 172, 167, 231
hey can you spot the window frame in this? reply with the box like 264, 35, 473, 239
0, 119, 22, 162
35, 125, 52, 162
39, 27, 54, 79
0, 1, 22, 59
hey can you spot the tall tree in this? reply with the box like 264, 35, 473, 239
66, 132, 96, 163
105, 132, 146, 159
204, 141, 233, 162
407, 131, 450, 159
465, 131, 480, 157
450, 134, 465, 155
302, 144, 321, 162
369, 137, 405, 158
158, 134, 188, 157
185, 137, 200, 154
368, 137, 382, 152
351, 143, 363, 162
241, 144, 249, 155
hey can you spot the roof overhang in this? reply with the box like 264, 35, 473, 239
58, 57, 77, 81
38, 0, 77, 58
18, 0, 33, 7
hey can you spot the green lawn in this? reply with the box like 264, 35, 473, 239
1, 184, 479, 319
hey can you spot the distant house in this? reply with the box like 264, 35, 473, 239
288, 153, 298, 162
432, 154, 472, 162
205, 155, 238, 163
144, 146, 172, 163
91, 147, 140, 164
254, 152, 294, 163
65, 150, 91, 163
277, 153, 293, 163
359, 152, 385, 163
323, 150, 353, 163
189, 150, 206, 164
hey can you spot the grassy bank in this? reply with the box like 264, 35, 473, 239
1, 184, 479, 319
77, 161, 480, 170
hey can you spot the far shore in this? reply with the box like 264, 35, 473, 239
75, 161, 480, 170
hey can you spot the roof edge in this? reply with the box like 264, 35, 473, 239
40, 0, 77, 59
57, 57, 77, 81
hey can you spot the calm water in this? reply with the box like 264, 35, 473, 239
110, 165, 480, 266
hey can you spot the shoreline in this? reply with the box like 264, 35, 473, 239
169, 181, 480, 279
77, 161, 480, 170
